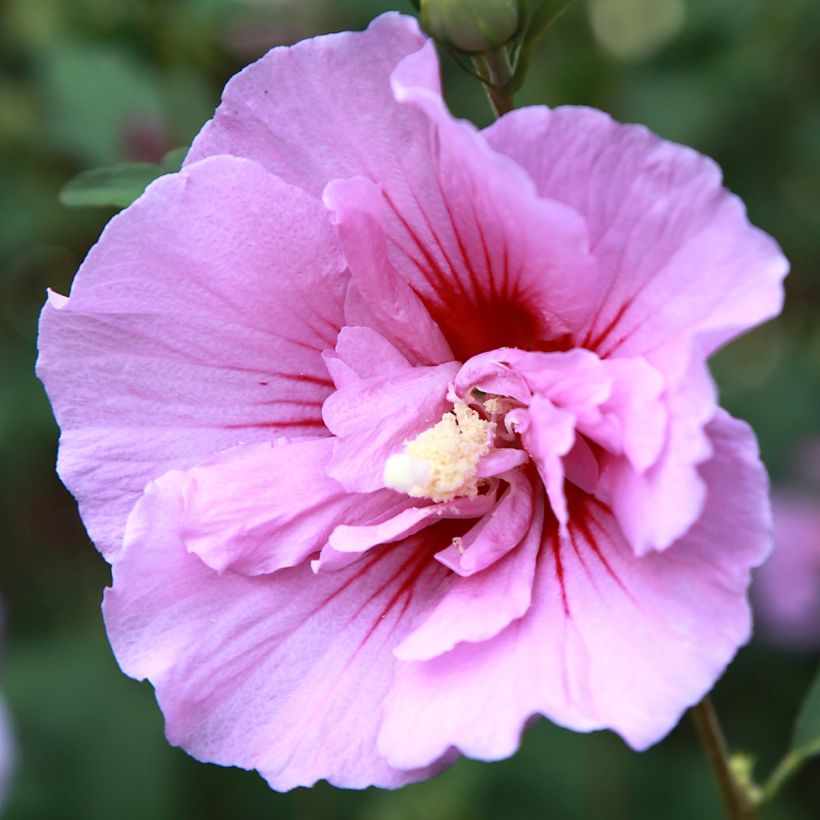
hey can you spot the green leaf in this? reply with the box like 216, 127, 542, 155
58, 147, 187, 209
160, 146, 188, 172
793, 665, 820, 757
59, 163, 165, 208
759, 664, 820, 803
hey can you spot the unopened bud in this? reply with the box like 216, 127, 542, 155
421, 0, 522, 54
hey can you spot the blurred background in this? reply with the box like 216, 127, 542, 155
0, 0, 818, 817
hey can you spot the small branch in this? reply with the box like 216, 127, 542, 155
508, 0, 577, 94
759, 749, 805, 804
472, 50, 515, 118
690, 697, 758, 820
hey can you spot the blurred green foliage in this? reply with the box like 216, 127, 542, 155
0, 0, 818, 817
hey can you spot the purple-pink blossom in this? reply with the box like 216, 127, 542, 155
37, 13, 788, 790
754, 489, 820, 650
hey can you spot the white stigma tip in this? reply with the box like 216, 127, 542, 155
383, 453, 432, 495
382, 403, 494, 502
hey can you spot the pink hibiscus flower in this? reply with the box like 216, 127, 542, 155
37, 13, 787, 790
754, 491, 820, 651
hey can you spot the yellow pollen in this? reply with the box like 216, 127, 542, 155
483, 396, 514, 415
383, 403, 494, 502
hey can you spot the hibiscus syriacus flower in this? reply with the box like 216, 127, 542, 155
754, 492, 820, 651
37, 13, 787, 790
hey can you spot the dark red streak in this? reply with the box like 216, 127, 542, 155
576, 497, 636, 603
383, 190, 472, 307
274, 372, 334, 388
582, 297, 632, 353
355, 550, 433, 650
545, 529, 570, 616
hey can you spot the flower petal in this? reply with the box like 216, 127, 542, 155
485, 106, 788, 368
186, 13, 434, 195
378, 411, 770, 766
104, 474, 457, 791
593, 357, 666, 472
322, 326, 413, 389
322, 362, 459, 493
178, 439, 403, 576
37, 155, 347, 557
324, 177, 453, 365
191, 12, 600, 363
397, 490, 544, 661
436, 470, 536, 575
315, 493, 496, 573
519, 397, 576, 528
385, 52, 600, 361
605, 355, 716, 554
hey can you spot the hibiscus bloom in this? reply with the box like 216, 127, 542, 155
754, 492, 820, 651
37, 13, 787, 790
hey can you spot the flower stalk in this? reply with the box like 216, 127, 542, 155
690, 696, 759, 820
472, 48, 515, 117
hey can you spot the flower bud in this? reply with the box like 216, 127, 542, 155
421, 0, 522, 54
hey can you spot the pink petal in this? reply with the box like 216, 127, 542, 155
322, 326, 412, 389
397, 491, 544, 661
187, 13, 433, 196
104, 474, 457, 790
324, 177, 453, 365
452, 349, 532, 404
385, 54, 600, 362
191, 11, 600, 363
519, 397, 576, 527
377, 411, 770, 766
177, 439, 403, 576
588, 356, 667, 471
36, 156, 346, 557
436, 470, 535, 575
485, 107, 788, 366
753, 493, 820, 649
315, 493, 496, 573
605, 356, 716, 554
476, 448, 529, 478
322, 362, 459, 493
508, 349, 612, 420
563, 437, 599, 494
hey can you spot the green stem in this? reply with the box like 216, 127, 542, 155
759, 749, 806, 804
690, 697, 758, 820
472, 49, 515, 118
508, 0, 576, 94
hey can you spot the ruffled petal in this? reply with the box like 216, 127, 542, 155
518, 398, 576, 528
191, 13, 600, 363
485, 106, 788, 370
324, 177, 453, 365
315, 493, 496, 573
322, 362, 459, 493
176, 439, 403, 576
187, 13, 434, 197
397, 490, 544, 661
383, 51, 599, 361
104, 474, 458, 791
378, 411, 770, 766
435, 470, 535, 575
592, 357, 666, 472
36, 156, 347, 557
322, 326, 413, 389
604, 355, 716, 554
